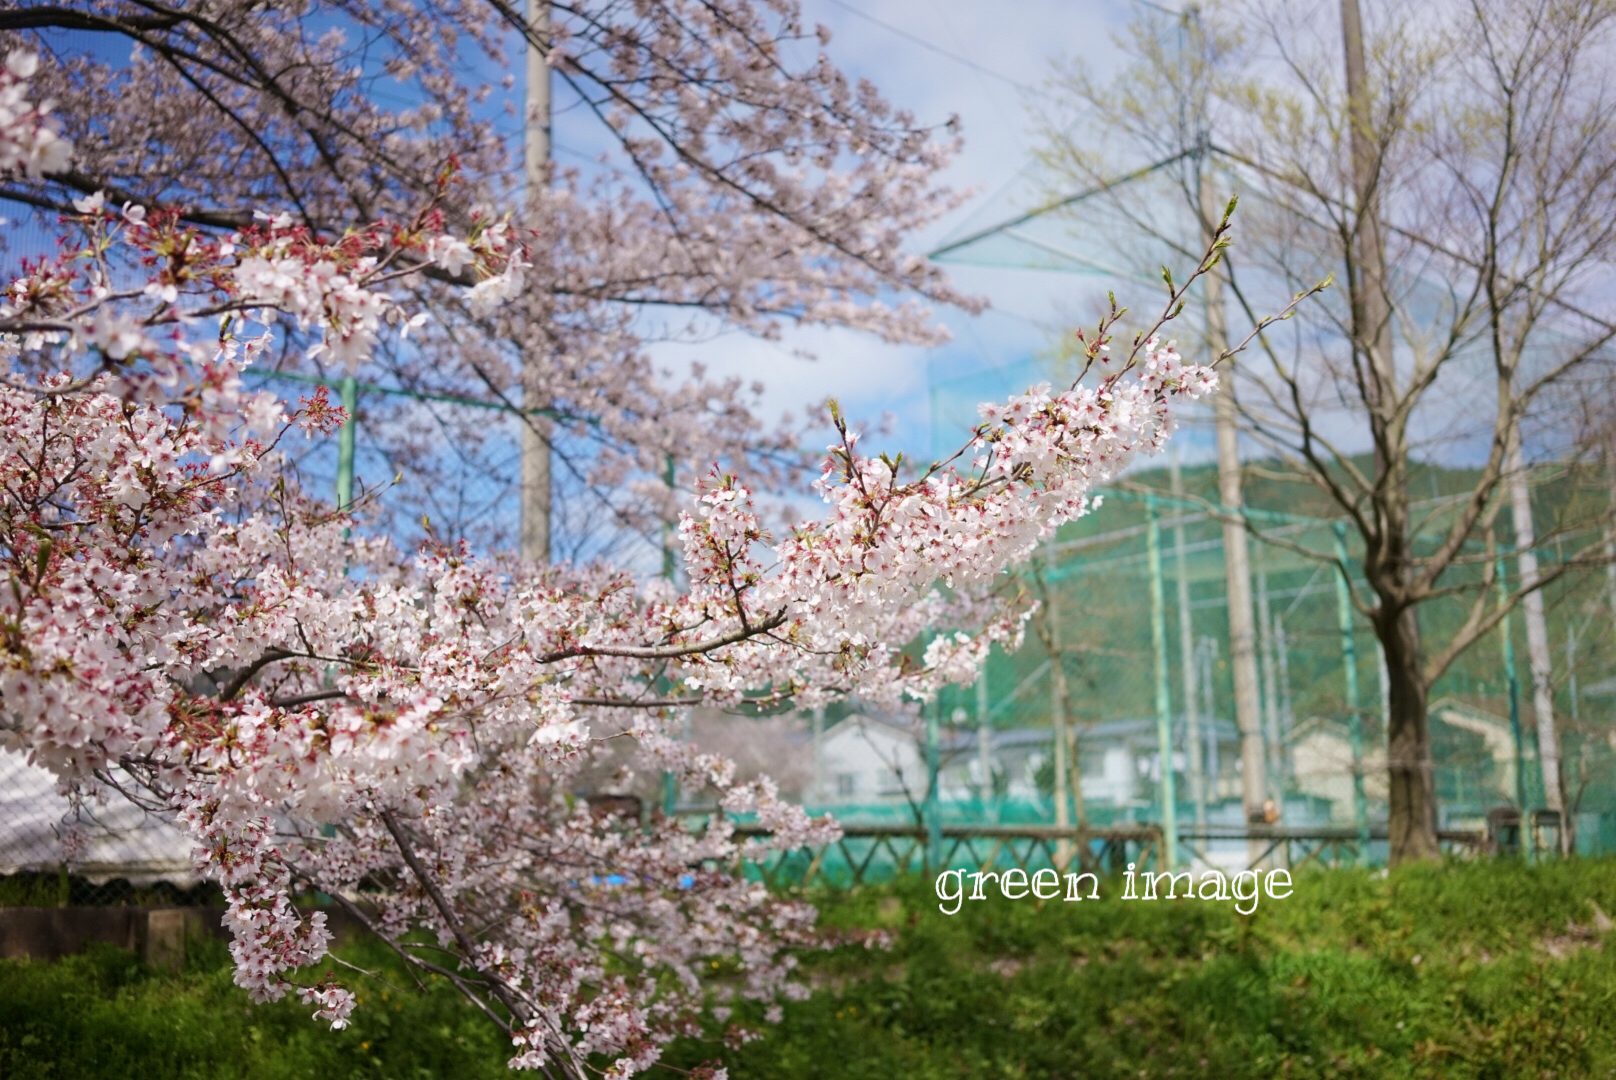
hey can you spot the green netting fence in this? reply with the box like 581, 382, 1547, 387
917, 356, 1616, 872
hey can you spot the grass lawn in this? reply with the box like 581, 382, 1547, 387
4, 858, 1615, 1078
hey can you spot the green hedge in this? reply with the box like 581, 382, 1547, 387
0, 936, 512, 1079
5, 859, 1616, 1078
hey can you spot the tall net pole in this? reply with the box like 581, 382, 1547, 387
1607, 442, 1616, 642
1044, 548, 1075, 869
335, 376, 358, 514
1508, 429, 1569, 852
520, 0, 552, 563
1496, 556, 1527, 815
977, 674, 995, 821
811, 706, 825, 806
1257, 551, 1283, 791
1203, 172, 1269, 845
924, 679, 942, 871
661, 453, 678, 816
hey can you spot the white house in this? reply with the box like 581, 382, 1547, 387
1288, 696, 1524, 823
808, 712, 1243, 815
813, 715, 933, 805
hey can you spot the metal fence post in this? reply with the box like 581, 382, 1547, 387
1497, 555, 1527, 820
925, 695, 942, 871
1333, 523, 1370, 858
335, 375, 358, 511
1146, 493, 1178, 868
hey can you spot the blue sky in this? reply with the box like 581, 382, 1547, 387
652, 0, 1140, 469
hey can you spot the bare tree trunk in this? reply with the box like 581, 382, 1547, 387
1342, 0, 1440, 864
1370, 476, 1440, 864
1339, 0, 1396, 373
1379, 602, 1441, 861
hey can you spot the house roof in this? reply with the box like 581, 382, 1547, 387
1289, 697, 1516, 758
0, 751, 197, 885
824, 712, 1241, 753
1583, 675, 1616, 698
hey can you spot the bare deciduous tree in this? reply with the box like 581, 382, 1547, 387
1040, 0, 1616, 862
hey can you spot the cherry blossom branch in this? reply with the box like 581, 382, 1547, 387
297, 874, 522, 1041
215, 649, 295, 702
568, 695, 705, 708
535, 609, 788, 662
0, 57, 1307, 1069
269, 689, 350, 709
378, 809, 530, 1025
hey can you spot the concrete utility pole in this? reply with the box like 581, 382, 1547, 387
1202, 170, 1268, 838
1171, 449, 1206, 829
1507, 430, 1570, 852
520, 0, 552, 563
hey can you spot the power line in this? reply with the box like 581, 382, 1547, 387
820, 0, 1036, 93
927, 149, 1194, 262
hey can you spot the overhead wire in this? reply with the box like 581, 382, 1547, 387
819, 0, 1037, 93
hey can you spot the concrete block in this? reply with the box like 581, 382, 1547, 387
139, 908, 187, 974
